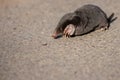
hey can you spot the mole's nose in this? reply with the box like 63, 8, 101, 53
52, 33, 57, 39
52, 33, 63, 39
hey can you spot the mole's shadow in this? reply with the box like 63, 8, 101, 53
108, 13, 118, 28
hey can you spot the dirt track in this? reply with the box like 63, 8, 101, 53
0, 0, 120, 80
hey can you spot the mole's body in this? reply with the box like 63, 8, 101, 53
52, 4, 109, 39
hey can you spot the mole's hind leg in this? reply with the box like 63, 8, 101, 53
63, 24, 76, 37
100, 23, 109, 31
97, 20, 109, 31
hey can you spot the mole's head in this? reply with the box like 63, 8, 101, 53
52, 12, 80, 39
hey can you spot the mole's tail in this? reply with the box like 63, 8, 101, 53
107, 13, 117, 28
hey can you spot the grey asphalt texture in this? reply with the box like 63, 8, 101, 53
0, 0, 120, 80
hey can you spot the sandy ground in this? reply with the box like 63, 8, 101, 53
0, 0, 120, 80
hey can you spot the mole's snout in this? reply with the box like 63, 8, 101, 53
52, 32, 63, 39
52, 33, 57, 39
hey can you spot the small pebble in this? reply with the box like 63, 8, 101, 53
42, 43, 47, 46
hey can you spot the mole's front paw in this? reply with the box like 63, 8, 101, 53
63, 24, 75, 38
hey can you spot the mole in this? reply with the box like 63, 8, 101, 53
52, 4, 114, 39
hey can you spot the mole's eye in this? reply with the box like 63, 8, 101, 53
74, 16, 80, 20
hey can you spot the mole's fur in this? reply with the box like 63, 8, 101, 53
52, 4, 109, 39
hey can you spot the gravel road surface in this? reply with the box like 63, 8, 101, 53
0, 0, 120, 80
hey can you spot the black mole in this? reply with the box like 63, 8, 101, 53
52, 4, 114, 39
